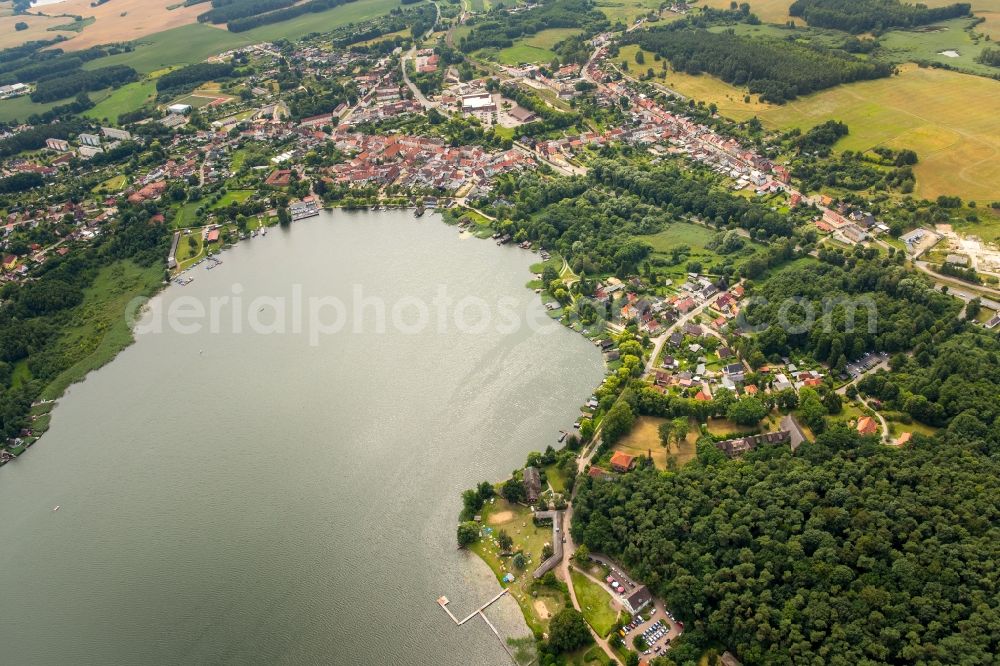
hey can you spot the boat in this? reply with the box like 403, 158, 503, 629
53, 505, 60, 511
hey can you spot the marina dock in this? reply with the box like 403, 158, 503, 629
436, 589, 517, 662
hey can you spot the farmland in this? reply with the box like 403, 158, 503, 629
696, 0, 805, 25
30, 0, 205, 52
0, 6, 75, 49
657, 63, 1000, 201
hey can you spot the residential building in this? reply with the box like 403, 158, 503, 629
623, 586, 653, 615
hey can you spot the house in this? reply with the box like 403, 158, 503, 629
609, 451, 635, 473
694, 389, 712, 401
856, 416, 879, 436
101, 127, 132, 141
715, 430, 791, 458
265, 169, 292, 187
46, 138, 70, 152
523, 466, 541, 503
78, 133, 101, 147
2, 255, 17, 271
168, 103, 192, 115
623, 586, 653, 615
895, 432, 912, 445
461, 92, 495, 113
206, 229, 220, 243
509, 106, 536, 123
588, 466, 612, 481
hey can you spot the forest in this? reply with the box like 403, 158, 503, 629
458, 0, 608, 53
226, 0, 360, 31
626, 28, 892, 103
572, 426, 1000, 664
789, 0, 972, 34
737, 251, 959, 371
30, 65, 138, 103
198, 0, 297, 24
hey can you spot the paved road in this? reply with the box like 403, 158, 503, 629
644, 289, 729, 375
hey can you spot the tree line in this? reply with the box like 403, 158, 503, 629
789, 0, 972, 34
226, 0, 360, 32
198, 0, 297, 25
31, 65, 137, 103
625, 27, 892, 103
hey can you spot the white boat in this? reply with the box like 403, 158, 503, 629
53, 505, 60, 511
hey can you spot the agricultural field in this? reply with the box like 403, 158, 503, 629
31, 0, 205, 51
494, 28, 582, 65
594, 0, 664, 25
876, 18, 999, 77
695, 0, 804, 25
657, 63, 1000, 201
0, 6, 76, 49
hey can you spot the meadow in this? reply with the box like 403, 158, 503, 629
494, 28, 582, 65
594, 0, 664, 25
83, 80, 158, 123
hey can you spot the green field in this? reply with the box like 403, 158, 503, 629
637, 221, 718, 253
494, 28, 582, 65
594, 0, 665, 25
84, 80, 158, 123
0, 88, 114, 123
570, 568, 619, 637
876, 18, 999, 77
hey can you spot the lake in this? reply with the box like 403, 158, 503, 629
0, 210, 604, 665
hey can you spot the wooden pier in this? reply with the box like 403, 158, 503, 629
437, 588, 517, 662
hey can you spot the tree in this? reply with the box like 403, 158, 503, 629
823, 391, 843, 414
457, 521, 480, 547
502, 477, 527, 503
547, 609, 592, 653
15, 21, 28, 31
513, 552, 527, 569
658, 420, 673, 446
602, 401, 636, 444
574, 544, 591, 564
726, 396, 768, 426
498, 529, 514, 552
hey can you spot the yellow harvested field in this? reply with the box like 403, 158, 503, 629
663, 64, 1000, 201
697, 0, 804, 25
0, 10, 75, 49
34, 0, 204, 51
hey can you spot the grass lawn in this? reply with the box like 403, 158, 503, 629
211, 189, 255, 209
84, 79, 158, 123
638, 221, 717, 252
92, 174, 129, 194
470, 498, 567, 633
171, 201, 203, 229
615, 415, 699, 469
705, 416, 759, 437
492, 28, 582, 64
175, 231, 204, 268
543, 462, 568, 493
40, 260, 164, 402
570, 568, 620, 637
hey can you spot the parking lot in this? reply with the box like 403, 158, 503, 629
847, 351, 889, 379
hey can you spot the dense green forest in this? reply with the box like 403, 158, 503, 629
198, 0, 297, 24
626, 28, 892, 102
737, 251, 959, 371
30, 65, 138, 104
458, 0, 608, 53
789, 0, 972, 34
572, 426, 1000, 664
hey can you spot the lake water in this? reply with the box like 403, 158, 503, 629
0, 210, 604, 665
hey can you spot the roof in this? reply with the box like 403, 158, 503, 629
625, 585, 652, 608
896, 432, 912, 445
609, 451, 635, 469
857, 416, 879, 435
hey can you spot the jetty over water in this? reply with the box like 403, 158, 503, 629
437, 589, 516, 661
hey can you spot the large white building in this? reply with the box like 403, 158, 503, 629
461, 92, 496, 113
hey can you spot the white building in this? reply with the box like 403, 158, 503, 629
461, 92, 496, 113
167, 103, 192, 115
102, 127, 132, 141
78, 133, 102, 148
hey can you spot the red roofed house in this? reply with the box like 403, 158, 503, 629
265, 169, 292, 187
609, 451, 635, 473
694, 389, 712, 401
206, 229, 220, 243
857, 416, 879, 436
